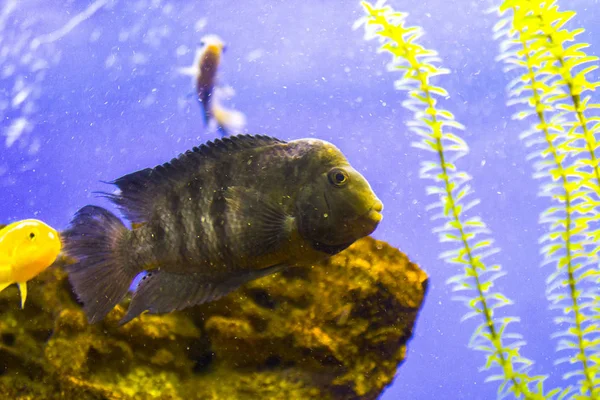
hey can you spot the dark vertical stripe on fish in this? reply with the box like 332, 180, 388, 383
149, 199, 174, 264
210, 157, 233, 265
188, 176, 210, 265
149, 217, 167, 264
182, 180, 200, 262
127, 228, 146, 271
167, 191, 191, 263
157, 194, 181, 264
200, 178, 218, 266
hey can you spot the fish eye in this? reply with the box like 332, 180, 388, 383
328, 168, 349, 187
29, 232, 36, 240
199, 40, 206, 47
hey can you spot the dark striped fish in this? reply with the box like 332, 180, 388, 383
63, 134, 383, 324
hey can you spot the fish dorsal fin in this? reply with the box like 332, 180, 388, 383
105, 134, 286, 223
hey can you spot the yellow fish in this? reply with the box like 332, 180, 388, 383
0, 219, 62, 308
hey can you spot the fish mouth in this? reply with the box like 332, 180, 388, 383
364, 199, 384, 224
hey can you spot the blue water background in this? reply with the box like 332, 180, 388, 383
1, 0, 598, 398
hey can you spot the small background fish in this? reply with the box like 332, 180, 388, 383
178, 34, 246, 136
64, 134, 382, 325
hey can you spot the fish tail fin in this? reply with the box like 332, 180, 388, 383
210, 103, 246, 137
208, 86, 245, 136
63, 205, 136, 323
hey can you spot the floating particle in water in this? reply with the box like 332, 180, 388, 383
131, 52, 148, 65
4, 117, 30, 148
118, 30, 130, 42
105, 53, 117, 68
246, 49, 265, 62
194, 17, 208, 32
89, 28, 102, 43
28, 137, 41, 155
141, 93, 157, 108
2, 64, 15, 78
11, 85, 31, 107
162, 3, 174, 15
176, 45, 190, 56
30, 59, 49, 72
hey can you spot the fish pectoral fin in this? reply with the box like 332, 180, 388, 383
224, 186, 293, 257
17, 282, 27, 308
120, 264, 288, 325
177, 66, 197, 77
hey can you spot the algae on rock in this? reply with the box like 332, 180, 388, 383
0, 236, 427, 400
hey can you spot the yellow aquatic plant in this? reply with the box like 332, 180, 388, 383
495, 0, 599, 397
357, 0, 599, 398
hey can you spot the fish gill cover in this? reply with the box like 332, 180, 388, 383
358, 0, 599, 399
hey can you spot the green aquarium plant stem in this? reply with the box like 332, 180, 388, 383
495, 1, 600, 398
356, 1, 552, 398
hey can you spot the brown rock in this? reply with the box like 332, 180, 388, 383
0, 236, 427, 399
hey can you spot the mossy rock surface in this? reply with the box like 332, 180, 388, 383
0, 236, 427, 399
